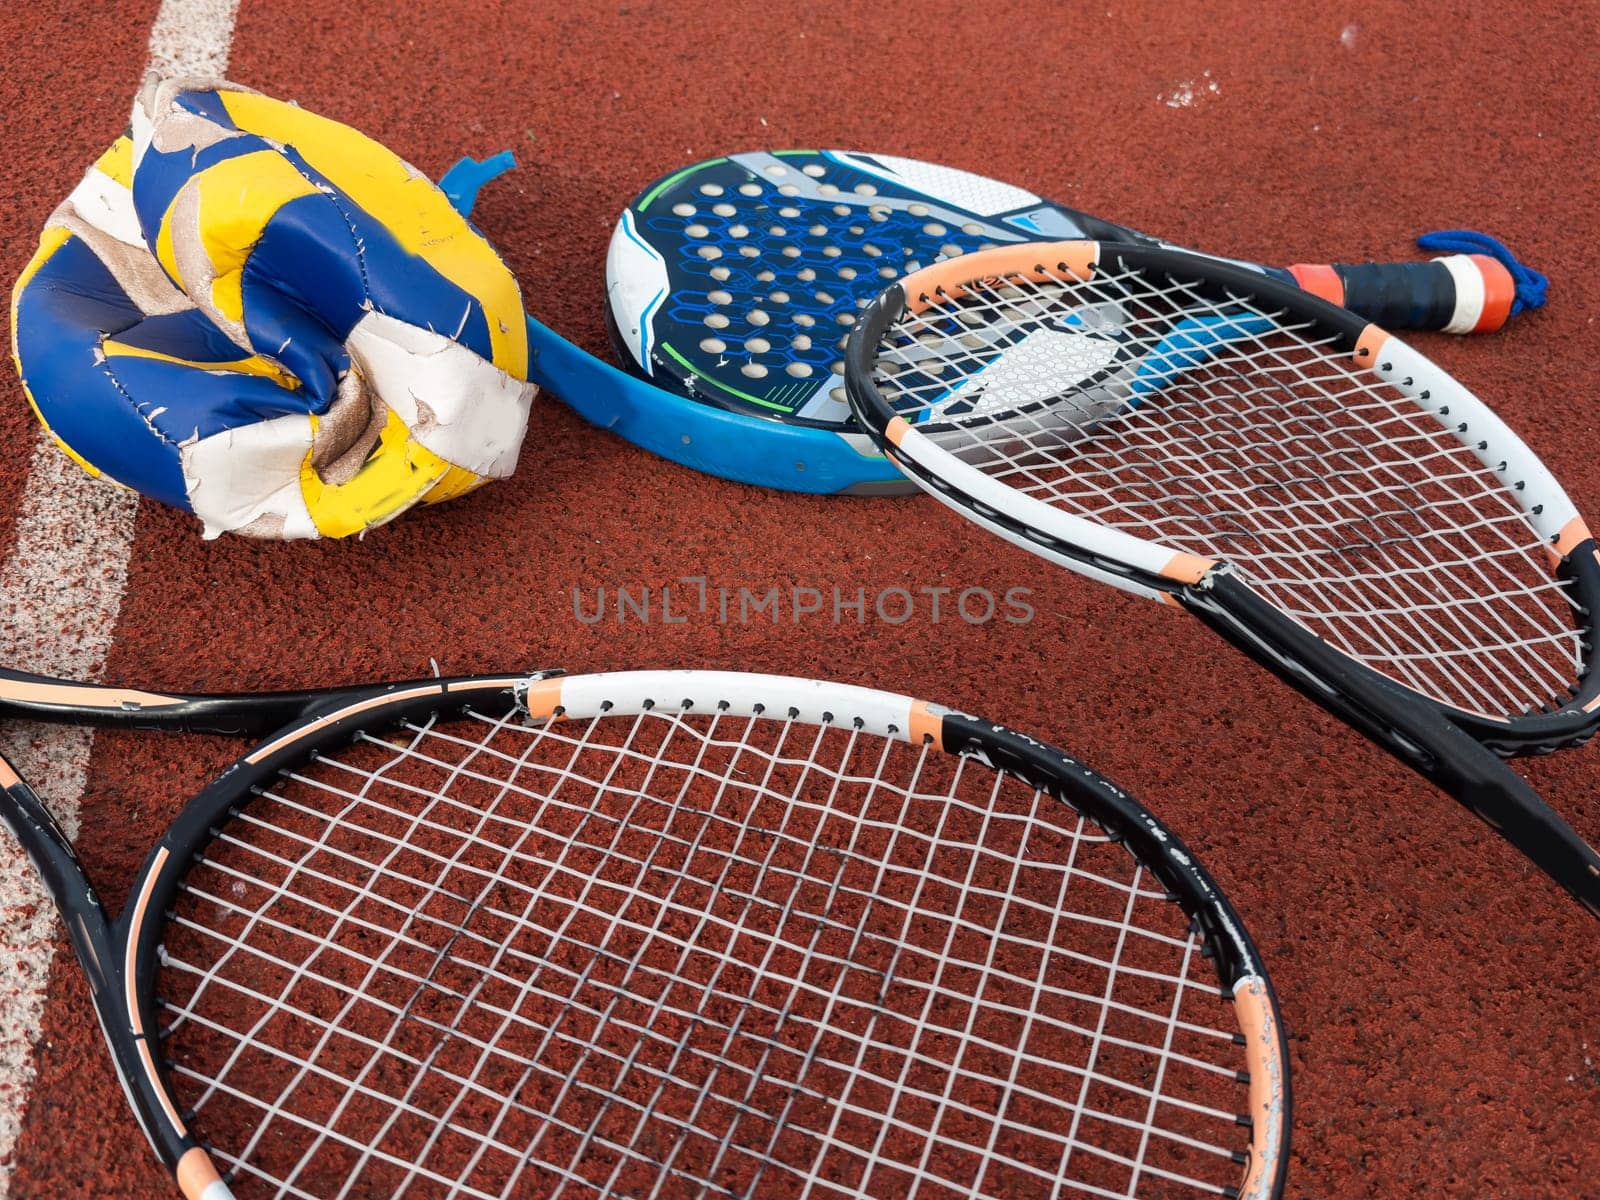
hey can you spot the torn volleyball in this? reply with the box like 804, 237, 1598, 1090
11, 75, 535, 539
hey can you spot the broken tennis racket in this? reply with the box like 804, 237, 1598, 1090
844, 240, 1600, 916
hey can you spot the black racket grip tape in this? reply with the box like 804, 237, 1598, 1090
1289, 257, 1515, 334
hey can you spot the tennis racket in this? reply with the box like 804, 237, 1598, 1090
0, 666, 1288, 1198
601, 149, 1543, 493
843, 240, 1600, 917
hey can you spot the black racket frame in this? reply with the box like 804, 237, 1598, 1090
0, 665, 1290, 1196
845, 241, 1600, 917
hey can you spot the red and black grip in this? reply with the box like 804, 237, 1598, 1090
1283, 255, 1516, 334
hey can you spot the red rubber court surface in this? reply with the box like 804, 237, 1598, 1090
1, 2, 1597, 1196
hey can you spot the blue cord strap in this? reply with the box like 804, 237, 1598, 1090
439, 151, 518, 219
1417, 228, 1548, 315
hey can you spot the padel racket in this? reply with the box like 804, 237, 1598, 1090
843, 239, 1600, 916
602, 150, 1539, 493
0, 666, 1288, 1198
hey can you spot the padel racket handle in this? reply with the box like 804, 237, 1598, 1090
1283, 256, 1516, 334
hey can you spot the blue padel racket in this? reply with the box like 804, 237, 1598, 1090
603, 150, 1536, 494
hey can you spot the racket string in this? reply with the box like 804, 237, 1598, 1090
1116, 323, 1581, 690
184, 760, 1228, 1048
1072, 372, 1580, 713
203, 704, 546, 1195
876, 266, 1584, 718
313, 703, 563, 1196
158, 706, 1260, 1199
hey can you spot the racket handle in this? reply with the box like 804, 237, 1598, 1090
1278, 257, 1517, 334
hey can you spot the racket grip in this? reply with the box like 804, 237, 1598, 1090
1284, 257, 1515, 334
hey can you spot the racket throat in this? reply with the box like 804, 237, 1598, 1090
1181, 574, 1600, 917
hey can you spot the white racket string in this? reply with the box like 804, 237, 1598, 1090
157, 702, 1260, 1199
874, 265, 1582, 719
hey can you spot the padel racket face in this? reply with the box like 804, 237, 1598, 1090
607, 151, 1143, 436
605, 150, 1519, 495
0, 668, 1287, 1199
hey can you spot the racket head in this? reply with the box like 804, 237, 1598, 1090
607, 150, 1139, 429
844, 241, 1600, 748
91, 669, 1286, 1199
603, 150, 1153, 494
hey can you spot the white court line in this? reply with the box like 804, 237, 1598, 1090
0, 453, 139, 1189
0, 3, 238, 1191
148, 0, 243, 78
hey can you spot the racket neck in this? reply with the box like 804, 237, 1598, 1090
0, 770, 107, 949
0, 766, 220, 1189
0, 668, 494, 738
1182, 572, 1600, 917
